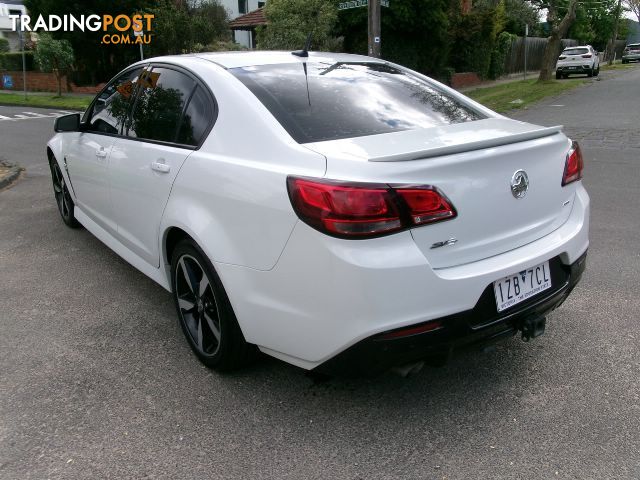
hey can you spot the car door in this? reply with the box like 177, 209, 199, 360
65, 66, 145, 234
108, 65, 215, 267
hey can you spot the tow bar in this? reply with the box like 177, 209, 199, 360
519, 315, 546, 342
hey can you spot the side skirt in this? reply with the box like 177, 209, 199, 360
74, 207, 172, 292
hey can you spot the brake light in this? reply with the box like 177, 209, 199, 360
582, 54, 592, 58
562, 141, 584, 186
287, 177, 457, 238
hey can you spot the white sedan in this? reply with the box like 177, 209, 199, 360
47, 51, 589, 375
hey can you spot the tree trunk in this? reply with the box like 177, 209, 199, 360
606, 0, 622, 65
55, 70, 62, 97
538, 0, 578, 82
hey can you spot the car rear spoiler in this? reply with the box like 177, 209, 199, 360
368, 125, 564, 162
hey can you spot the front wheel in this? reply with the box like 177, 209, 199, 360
49, 158, 80, 228
170, 239, 256, 371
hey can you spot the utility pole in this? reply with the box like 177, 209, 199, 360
18, 29, 27, 100
524, 23, 528, 81
367, 0, 381, 58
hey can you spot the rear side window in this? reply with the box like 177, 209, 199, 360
231, 62, 484, 144
86, 67, 143, 135
177, 85, 213, 146
126, 67, 195, 143
563, 48, 589, 56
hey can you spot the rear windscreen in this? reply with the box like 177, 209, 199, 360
231, 62, 484, 144
563, 48, 589, 56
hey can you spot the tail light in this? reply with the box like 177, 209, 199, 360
287, 176, 457, 239
562, 141, 584, 186
582, 54, 592, 58
558, 55, 566, 60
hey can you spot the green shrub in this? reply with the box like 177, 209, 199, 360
0, 52, 35, 71
488, 31, 515, 80
0, 38, 9, 53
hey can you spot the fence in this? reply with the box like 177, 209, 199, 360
503, 37, 629, 75
503, 37, 578, 75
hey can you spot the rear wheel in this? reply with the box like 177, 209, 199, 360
556, 71, 561, 80
170, 239, 256, 371
49, 157, 80, 228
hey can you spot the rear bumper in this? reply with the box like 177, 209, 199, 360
556, 65, 594, 74
217, 184, 590, 371
622, 54, 640, 61
313, 251, 587, 376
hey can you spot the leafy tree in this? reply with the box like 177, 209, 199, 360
534, 0, 579, 81
336, 0, 450, 76
627, 0, 640, 22
0, 37, 9, 53
256, 0, 339, 50
34, 33, 74, 96
145, 0, 230, 57
476, 0, 540, 36
449, 1, 506, 79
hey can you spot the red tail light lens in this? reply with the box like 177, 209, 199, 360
396, 188, 457, 225
287, 177, 457, 239
562, 141, 584, 186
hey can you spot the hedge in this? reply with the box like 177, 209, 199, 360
0, 52, 35, 71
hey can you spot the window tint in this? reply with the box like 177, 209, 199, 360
126, 67, 195, 143
231, 62, 484, 144
87, 67, 143, 135
177, 86, 213, 146
563, 48, 589, 55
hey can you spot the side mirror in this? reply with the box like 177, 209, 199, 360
54, 113, 81, 132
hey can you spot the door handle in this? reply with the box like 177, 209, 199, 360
95, 148, 107, 158
150, 161, 170, 173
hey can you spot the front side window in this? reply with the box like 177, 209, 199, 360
86, 67, 144, 135
231, 62, 484, 144
126, 67, 195, 143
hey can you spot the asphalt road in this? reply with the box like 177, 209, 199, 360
1, 69, 639, 479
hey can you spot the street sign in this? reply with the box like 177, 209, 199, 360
2, 75, 13, 89
338, 0, 389, 10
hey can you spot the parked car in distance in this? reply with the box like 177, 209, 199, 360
556, 45, 600, 79
622, 43, 640, 63
47, 51, 589, 376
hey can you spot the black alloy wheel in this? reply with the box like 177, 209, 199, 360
49, 158, 79, 228
171, 239, 256, 371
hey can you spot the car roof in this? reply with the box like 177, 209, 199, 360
144, 51, 381, 70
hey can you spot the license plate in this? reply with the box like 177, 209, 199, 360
493, 261, 551, 312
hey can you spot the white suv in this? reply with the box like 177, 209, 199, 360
556, 45, 600, 79
47, 52, 589, 375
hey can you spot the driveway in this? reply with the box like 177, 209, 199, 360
1, 69, 639, 479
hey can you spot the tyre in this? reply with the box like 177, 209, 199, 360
622, 59, 628, 64
170, 239, 256, 371
49, 157, 80, 228
594, 66, 600, 76
587, 68, 593, 77
556, 71, 561, 80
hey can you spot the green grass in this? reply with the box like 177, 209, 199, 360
466, 79, 587, 113
601, 62, 637, 71
0, 93, 91, 110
